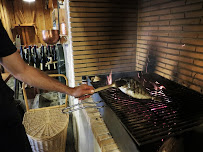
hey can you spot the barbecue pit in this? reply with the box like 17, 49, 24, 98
89, 71, 203, 152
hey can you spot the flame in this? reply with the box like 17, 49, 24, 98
107, 70, 112, 85
137, 73, 140, 78
159, 85, 166, 90
151, 81, 166, 91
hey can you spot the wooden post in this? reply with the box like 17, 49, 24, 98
21, 28, 27, 45
25, 27, 30, 45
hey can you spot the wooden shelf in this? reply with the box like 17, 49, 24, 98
12, 23, 39, 45
12, 23, 35, 28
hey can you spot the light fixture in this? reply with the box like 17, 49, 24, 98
23, 0, 35, 2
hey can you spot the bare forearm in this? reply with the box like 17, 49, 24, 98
1, 52, 94, 98
15, 66, 74, 95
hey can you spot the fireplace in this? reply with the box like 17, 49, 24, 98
66, 0, 203, 95
63, 0, 203, 151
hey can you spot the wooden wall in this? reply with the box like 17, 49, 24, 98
0, 0, 53, 45
0, 0, 14, 40
136, 0, 203, 93
69, 0, 138, 83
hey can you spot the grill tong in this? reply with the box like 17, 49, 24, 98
94, 78, 127, 92
62, 100, 104, 113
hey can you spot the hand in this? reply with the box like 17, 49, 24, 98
70, 84, 95, 99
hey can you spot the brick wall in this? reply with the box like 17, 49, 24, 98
69, 0, 137, 83
137, 0, 203, 94
69, 0, 203, 93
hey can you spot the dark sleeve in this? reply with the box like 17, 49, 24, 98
0, 20, 17, 57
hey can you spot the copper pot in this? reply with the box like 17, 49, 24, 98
42, 30, 60, 44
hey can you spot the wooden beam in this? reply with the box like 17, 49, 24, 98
12, 23, 35, 28
19, 10, 26, 23
25, 27, 30, 45
16, 12, 23, 24
48, 0, 58, 9
32, 10, 36, 23
21, 28, 27, 45
48, 0, 53, 9
52, 0, 58, 8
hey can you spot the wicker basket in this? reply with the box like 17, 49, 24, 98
22, 74, 69, 152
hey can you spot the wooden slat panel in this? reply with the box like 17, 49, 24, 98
0, 0, 14, 40
1, 0, 53, 45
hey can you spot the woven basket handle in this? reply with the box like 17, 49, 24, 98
22, 74, 68, 112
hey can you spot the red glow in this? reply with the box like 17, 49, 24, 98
107, 70, 112, 85
151, 106, 167, 111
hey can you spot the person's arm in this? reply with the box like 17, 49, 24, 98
0, 51, 94, 98
1, 72, 12, 83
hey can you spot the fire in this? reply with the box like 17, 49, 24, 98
107, 70, 112, 85
159, 85, 166, 90
152, 81, 166, 90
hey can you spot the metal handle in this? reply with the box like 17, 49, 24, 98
62, 100, 105, 113
94, 83, 115, 92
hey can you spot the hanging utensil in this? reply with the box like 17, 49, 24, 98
15, 35, 21, 50
42, 30, 60, 44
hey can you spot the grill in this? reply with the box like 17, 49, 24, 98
89, 72, 203, 152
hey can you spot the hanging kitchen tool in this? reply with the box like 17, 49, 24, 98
42, 29, 60, 44
42, 0, 60, 45
15, 35, 21, 50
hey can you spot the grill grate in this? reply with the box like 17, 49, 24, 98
92, 73, 203, 146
